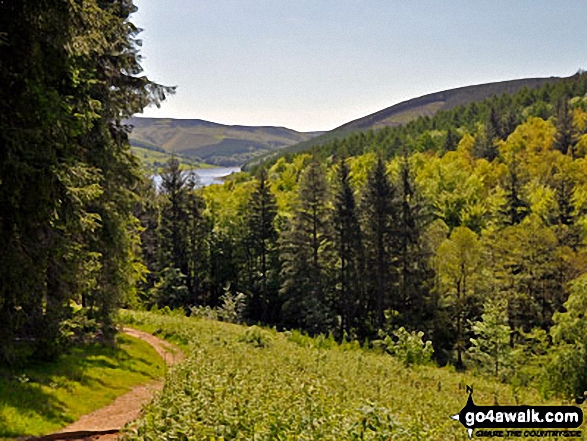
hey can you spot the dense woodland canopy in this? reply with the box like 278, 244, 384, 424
2, 0, 587, 403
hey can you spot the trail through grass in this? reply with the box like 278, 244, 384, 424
121, 311, 584, 440
0, 333, 164, 439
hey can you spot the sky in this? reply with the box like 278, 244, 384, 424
132, 0, 587, 132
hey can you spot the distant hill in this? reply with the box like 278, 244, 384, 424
273, 76, 565, 158
127, 117, 323, 167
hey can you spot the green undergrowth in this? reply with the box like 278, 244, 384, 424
120, 311, 584, 440
0, 332, 165, 439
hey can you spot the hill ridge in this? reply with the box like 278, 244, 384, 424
266, 75, 567, 161
127, 116, 324, 167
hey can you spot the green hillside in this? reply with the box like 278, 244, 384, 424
127, 117, 323, 167
122, 311, 578, 441
131, 146, 212, 173
258, 76, 565, 163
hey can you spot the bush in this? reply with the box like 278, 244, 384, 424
374, 327, 434, 366
239, 326, 272, 348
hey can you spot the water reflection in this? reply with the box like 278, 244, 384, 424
152, 166, 241, 189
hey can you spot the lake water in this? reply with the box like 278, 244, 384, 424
152, 166, 241, 189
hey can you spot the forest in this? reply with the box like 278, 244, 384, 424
2, 0, 587, 427
136, 72, 587, 400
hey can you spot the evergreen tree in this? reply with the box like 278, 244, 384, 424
0, 0, 171, 362
360, 157, 398, 331
135, 177, 162, 294
396, 153, 434, 330
157, 157, 196, 307
443, 127, 460, 153
185, 189, 208, 306
548, 274, 587, 399
554, 98, 577, 157
280, 160, 335, 333
472, 108, 499, 161
501, 151, 529, 226
244, 170, 280, 322
332, 159, 364, 337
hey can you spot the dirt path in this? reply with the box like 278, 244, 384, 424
32, 327, 183, 441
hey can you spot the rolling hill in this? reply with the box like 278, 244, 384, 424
127, 117, 323, 167
268, 75, 566, 160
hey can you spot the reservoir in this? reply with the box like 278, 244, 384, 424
152, 166, 241, 189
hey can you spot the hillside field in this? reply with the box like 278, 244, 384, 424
131, 146, 213, 173
120, 311, 583, 441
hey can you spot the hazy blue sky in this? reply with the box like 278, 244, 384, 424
132, 0, 587, 132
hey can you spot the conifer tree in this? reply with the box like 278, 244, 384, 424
468, 298, 512, 377
245, 170, 280, 322
554, 98, 577, 157
332, 159, 364, 337
360, 157, 398, 331
185, 188, 208, 306
0, 0, 172, 361
156, 157, 197, 307
444, 127, 460, 152
501, 151, 529, 226
396, 152, 434, 330
472, 107, 500, 161
280, 160, 335, 333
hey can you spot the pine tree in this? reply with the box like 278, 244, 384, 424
156, 157, 195, 307
554, 98, 577, 157
280, 160, 335, 333
444, 127, 460, 153
135, 177, 162, 293
501, 151, 529, 226
360, 157, 398, 331
185, 189, 208, 306
472, 107, 499, 161
244, 170, 280, 322
0, 0, 172, 361
332, 158, 364, 337
396, 152, 434, 330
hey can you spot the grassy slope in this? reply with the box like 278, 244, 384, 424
120, 311, 582, 441
0, 333, 165, 439
131, 146, 214, 173
273, 76, 564, 158
127, 117, 323, 167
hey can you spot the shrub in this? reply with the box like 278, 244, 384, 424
239, 326, 272, 348
375, 327, 434, 366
